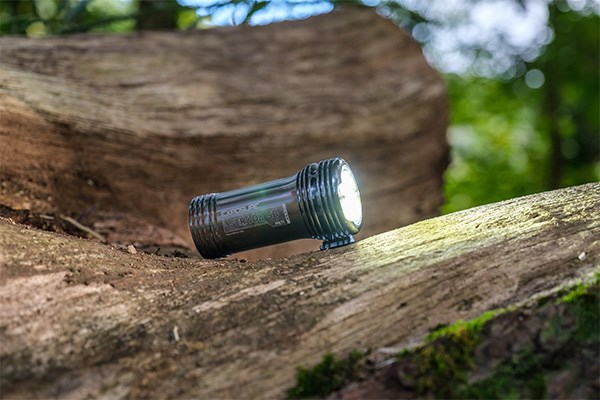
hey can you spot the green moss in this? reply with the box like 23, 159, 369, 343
287, 350, 368, 398
397, 348, 412, 358
288, 276, 599, 399
459, 344, 548, 399
410, 327, 481, 397
426, 310, 499, 342
553, 273, 600, 304
559, 283, 589, 303
391, 309, 503, 397
553, 275, 600, 341
567, 287, 599, 341
398, 280, 599, 399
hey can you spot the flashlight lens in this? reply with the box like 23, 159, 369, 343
338, 165, 362, 227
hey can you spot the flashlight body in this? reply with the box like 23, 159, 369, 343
189, 158, 361, 259
190, 174, 308, 258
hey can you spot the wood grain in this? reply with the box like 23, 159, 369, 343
1, 183, 598, 398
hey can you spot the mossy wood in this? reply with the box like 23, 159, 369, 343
327, 279, 599, 399
1, 184, 598, 398
0, 8, 448, 259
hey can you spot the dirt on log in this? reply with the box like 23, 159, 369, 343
0, 8, 448, 259
0, 183, 598, 399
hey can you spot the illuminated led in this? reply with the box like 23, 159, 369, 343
189, 157, 363, 259
338, 165, 362, 227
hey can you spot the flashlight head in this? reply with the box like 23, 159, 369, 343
296, 158, 362, 250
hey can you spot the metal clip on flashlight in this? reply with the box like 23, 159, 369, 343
189, 157, 362, 259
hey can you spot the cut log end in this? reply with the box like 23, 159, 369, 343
0, 8, 448, 260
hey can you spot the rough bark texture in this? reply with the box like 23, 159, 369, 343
329, 281, 599, 399
1, 184, 598, 399
0, 8, 448, 259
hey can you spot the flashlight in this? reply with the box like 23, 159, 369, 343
189, 157, 362, 259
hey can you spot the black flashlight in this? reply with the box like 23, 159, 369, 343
189, 157, 362, 259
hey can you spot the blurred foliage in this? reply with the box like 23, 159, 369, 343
1, 0, 597, 213
0, 0, 208, 35
0, 0, 135, 35
533, 4, 600, 188
443, 4, 599, 212
443, 77, 548, 212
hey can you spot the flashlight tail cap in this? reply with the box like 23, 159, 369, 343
189, 193, 227, 259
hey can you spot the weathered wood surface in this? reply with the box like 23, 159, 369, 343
1, 184, 598, 399
0, 8, 448, 259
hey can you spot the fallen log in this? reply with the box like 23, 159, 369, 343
0, 183, 598, 398
0, 8, 448, 259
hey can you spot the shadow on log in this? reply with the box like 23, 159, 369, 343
1, 183, 598, 398
0, 8, 448, 259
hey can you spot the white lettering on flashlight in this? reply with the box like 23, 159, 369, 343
220, 203, 259, 217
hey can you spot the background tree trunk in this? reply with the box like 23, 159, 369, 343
0, 8, 448, 260
1, 184, 598, 399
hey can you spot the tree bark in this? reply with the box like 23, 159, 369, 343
0, 8, 449, 259
1, 183, 598, 399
